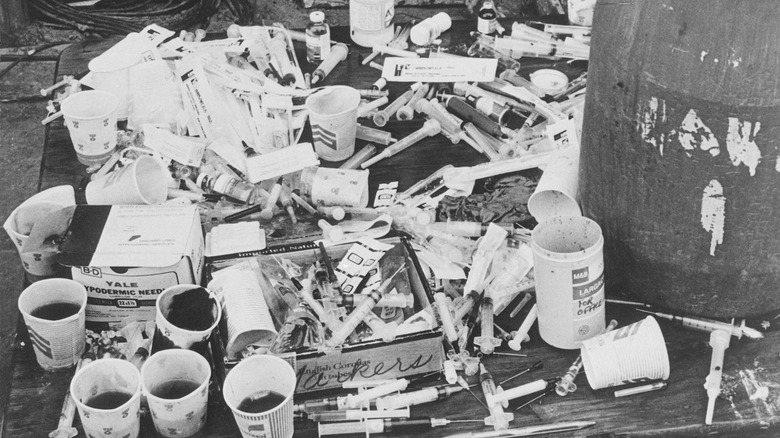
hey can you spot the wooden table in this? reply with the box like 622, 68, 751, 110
5, 19, 780, 438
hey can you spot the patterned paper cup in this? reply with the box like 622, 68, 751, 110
61, 90, 118, 166
306, 86, 361, 161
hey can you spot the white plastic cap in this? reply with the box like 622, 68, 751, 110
410, 12, 452, 46
310, 11, 325, 23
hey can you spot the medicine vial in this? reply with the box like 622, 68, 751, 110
306, 11, 331, 63
196, 173, 254, 204
350, 0, 394, 47
477, 1, 499, 35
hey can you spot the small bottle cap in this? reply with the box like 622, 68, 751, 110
310, 11, 325, 23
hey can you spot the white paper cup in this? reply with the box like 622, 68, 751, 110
223, 355, 296, 438
127, 59, 182, 131
306, 86, 361, 161
3, 186, 76, 279
70, 358, 142, 438
88, 34, 143, 120
154, 285, 222, 352
61, 90, 118, 166
18, 278, 87, 370
528, 146, 582, 221
207, 268, 277, 360
581, 316, 670, 389
142, 350, 211, 438
532, 215, 606, 349
86, 155, 169, 205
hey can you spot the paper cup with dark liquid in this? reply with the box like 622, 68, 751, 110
141, 349, 211, 438
153, 285, 222, 354
17, 278, 87, 370
223, 355, 296, 438
70, 358, 142, 438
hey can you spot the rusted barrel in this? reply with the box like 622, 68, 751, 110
579, 0, 780, 317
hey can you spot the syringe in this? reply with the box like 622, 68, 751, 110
268, 33, 297, 85
637, 309, 763, 339
340, 144, 378, 170
485, 377, 559, 407
444, 96, 507, 139
375, 384, 463, 410
325, 265, 407, 347
475, 296, 502, 355
311, 43, 348, 85
434, 292, 460, 351
498, 360, 544, 386
299, 278, 342, 333
277, 186, 297, 224
318, 417, 483, 436
555, 319, 618, 396
454, 290, 483, 323
704, 329, 731, 425
344, 378, 411, 409
466, 38, 521, 73
458, 292, 484, 352
289, 191, 318, 216
259, 177, 284, 220
361, 118, 441, 168
358, 96, 389, 118
507, 304, 537, 351
364, 312, 400, 342
325, 292, 414, 308
356, 124, 396, 145
480, 364, 514, 431
372, 85, 419, 127
397, 83, 431, 121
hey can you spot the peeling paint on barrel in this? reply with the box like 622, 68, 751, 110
701, 179, 725, 256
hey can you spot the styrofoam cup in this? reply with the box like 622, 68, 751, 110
61, 90, 118, 166
306, 86, 361, 161
532, 215, 606, 349
154, 285, 222, 352
70, 358, 142, 438
223, 355, 296, 438
85, 155, 169, 205
141, 349, 211, 438
581, 316, 670, 389
88, 34, 143, 120
18, 278, 87, 370
3, 186, 76, 280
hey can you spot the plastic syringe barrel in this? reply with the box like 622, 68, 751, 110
414, 99, 463, 144
268, 33, 296, 84
339, 144, 377, 169
312, 43, 348, 84
397, 84, 430, 121
361, 119, 441, 168
326, 290, 382, 346
373, 86, 417, 127
356, 124, 394, 145
445, 96, 505, 138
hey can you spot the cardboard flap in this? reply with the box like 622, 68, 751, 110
58, 204, 199, 268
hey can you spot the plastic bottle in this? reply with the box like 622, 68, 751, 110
477, 1, 499, 35
306, 11, 331, 64
350, 0, 395, 48
410, 12, 452, 46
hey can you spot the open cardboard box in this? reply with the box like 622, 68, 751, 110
207, 237, 445, 394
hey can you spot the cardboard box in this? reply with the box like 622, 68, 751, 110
58, 205, 204, 330
209, 237, 445, 394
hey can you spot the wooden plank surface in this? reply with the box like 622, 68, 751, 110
6, 19, 780, 438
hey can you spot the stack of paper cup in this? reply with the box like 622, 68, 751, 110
17, 278, 87, 370
223, 355, 296, 438
142, 349, 211, 438
60, 90, 119, 166
87, 34, 143, 120
85, 155, 169, 205
581, 316, 670, 389
70, 358, 142, 438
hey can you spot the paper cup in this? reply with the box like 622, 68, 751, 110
127, 59, 182, 131
207, 268, 277, 360
223, 355, 296, 438
3, 186, 75, 280
18, 278, 87, 370
86, 155, 169, 205
153, 285, 222, 353
528, 146, 582, 221
71, 358, 142, 438
306, 86, 361, 161
142, 350, 211, 438
532, 215, 606, 349
61, 90, 118, 166
581, 316, 670, 389
88, 34, 143, 120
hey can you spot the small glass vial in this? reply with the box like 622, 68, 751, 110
306, 11, 331, 63
477, 1, 499, 35
196, 173, 255, 204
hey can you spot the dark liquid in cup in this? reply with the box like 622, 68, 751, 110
237, 390, 286, 413
151, 379, 202, 399
30, 302, 80, 320
85, 391, 133, 410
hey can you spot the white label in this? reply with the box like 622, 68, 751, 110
320, 34, 331, 58
382, 57, 498, 82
